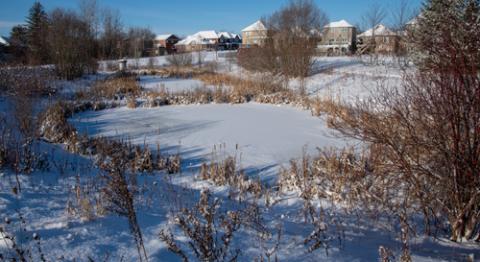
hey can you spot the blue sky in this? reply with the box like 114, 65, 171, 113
0, 0, 424, 37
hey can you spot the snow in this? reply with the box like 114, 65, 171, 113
358, 24, 396, 37
176, 35, 207, 45
155, 34, 176, 41
324, 20, 354, 28
242, 21, 267, 32
139, 76, 215, 93
193, 30, 219, 40
0, 36, 9, 46
2, 54, 479, 261
71, 103, 349, 179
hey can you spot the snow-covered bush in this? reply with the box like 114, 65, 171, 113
159, 189, 242, 261
77, 74, 141, 100
38, 102, 76, 143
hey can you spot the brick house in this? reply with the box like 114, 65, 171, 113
175, 31, 219, 52
318, 20, 357, 55
241, 21, 268, 47
154, 34, 180, 55
357, 24, 400, 54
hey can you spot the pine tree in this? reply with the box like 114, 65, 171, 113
411, 0, 480, 71
26, 1, 49, 65
9, 25, 29, 63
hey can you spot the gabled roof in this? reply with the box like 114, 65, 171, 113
324, 20, 354, 28
0, 36, 10, 46
155, 34, 178, 41
242, 21, 267, 32
218, 32, 233, 39
358, 24, 396, 37
176, 35, 210, 46
193, 30, 218, 39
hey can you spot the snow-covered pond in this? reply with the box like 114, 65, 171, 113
139, 75, 231, 93
139, 76, 211, 93
70, 103, 350, 178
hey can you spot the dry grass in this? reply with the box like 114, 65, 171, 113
126, 96, 137, 109
75, 74, 141, 101
159, 189, 242, 261
199, 146, 263, 199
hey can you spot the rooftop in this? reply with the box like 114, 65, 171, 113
242, 20, 267, 32
324, 20, 354, 28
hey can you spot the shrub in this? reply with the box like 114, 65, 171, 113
166, 53, 193, 69
159, 189, 242, 262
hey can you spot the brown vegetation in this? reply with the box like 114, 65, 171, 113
159, 189, 242, 262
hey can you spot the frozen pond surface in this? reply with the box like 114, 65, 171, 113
139, 76, 211, 93
71, 103, 350, 178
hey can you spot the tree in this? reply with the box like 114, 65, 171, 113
26, 1, 49, 65
48, 8, 97, 79
99, 7, 124, 59
124, 27, 155, 58
391, 0, 416, 32
9, 25, 29, 64
329, 0, 480, 242
361, 2, 386, 59
239, 0, 328, 95
79, 0, 100, 58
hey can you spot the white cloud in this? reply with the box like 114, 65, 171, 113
0, 21, 22, 28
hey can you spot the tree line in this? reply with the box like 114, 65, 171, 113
6, 0, 155, 79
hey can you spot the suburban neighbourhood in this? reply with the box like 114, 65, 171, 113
0, 18, 412, 60
0, 0, 479, 261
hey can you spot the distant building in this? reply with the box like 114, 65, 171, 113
0, 36, 10, 60
175, 31, 217, 52
318, 20, 357, 55
357, 24, 400, 54
241, 21, 268, 47
154, 34, 180, 55
218, 32, 241, 50
175, 31, 240, 52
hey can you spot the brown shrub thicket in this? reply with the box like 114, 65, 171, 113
325, 0, 480, 242
77, 74, 141, 100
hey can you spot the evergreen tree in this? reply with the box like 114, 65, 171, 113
26, 1, 49, 65
9, 25, 29, 63
411, 0, 480, 71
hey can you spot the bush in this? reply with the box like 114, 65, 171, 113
159, 189, 242, 261
166, 53, 193, 68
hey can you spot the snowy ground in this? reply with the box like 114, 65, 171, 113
1, 55, 479, 261
139, 76, 218, 93
71, 103, 351, 182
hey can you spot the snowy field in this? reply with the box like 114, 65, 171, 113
2, 55, 479, 261
71, 103, 350, 180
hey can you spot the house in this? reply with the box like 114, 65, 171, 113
241, 21, 268, 47
154, 34, 180, 55
317, 20, 356, 55
218, 32, 241, 50
357, 24, 400, 54
175, 30, 220, 52
0, 36, 10, 60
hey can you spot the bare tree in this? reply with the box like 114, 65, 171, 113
99, 7, 124, 59
48, 8, 97, 79
391, 0, 415, 32
361, 2, 386, 61
239, 0, 328, 95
